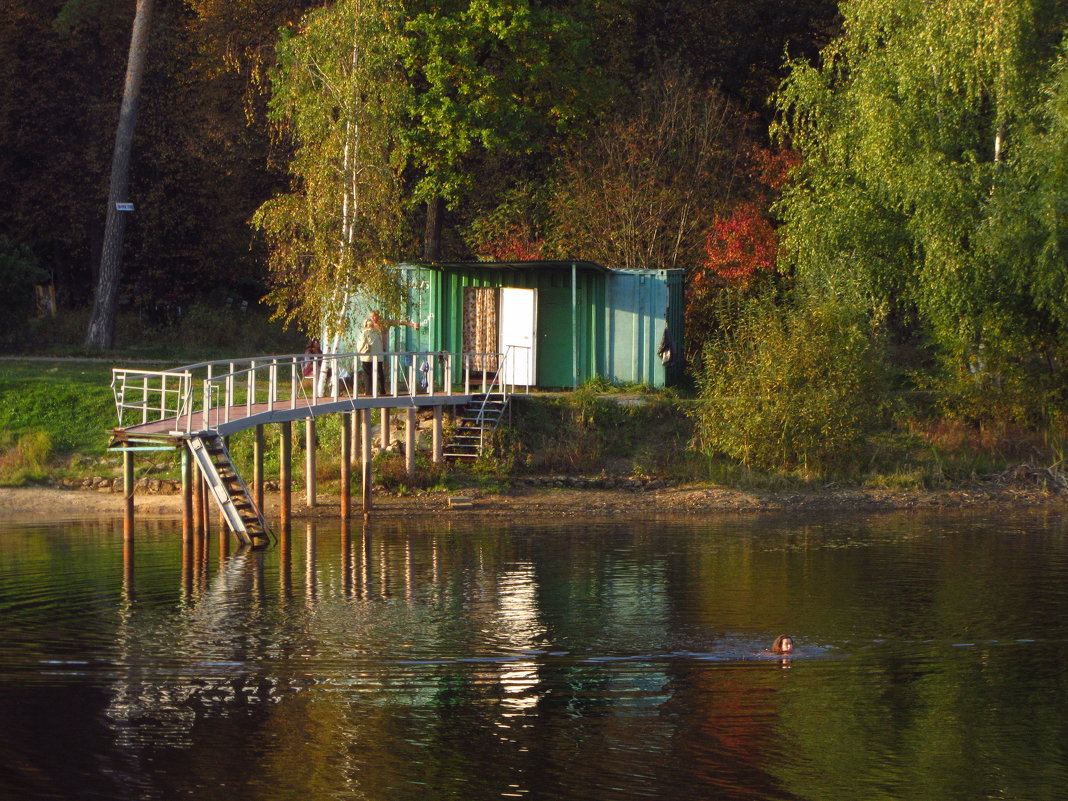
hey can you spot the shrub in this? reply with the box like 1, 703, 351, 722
693, 297, 888, 476
916, 344, 1067, 432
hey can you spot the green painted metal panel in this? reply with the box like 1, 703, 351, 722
395, 262, 683, 389
537, 285, 577, 387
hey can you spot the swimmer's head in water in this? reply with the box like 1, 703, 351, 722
772, 635, 794, 654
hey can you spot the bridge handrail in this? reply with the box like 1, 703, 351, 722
112, 368, 194, 431
112, 347, 531, 435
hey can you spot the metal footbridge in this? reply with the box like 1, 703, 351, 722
110, 349, 529, 547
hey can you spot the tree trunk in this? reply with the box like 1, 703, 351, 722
422, 196, 443, 262
85, 0, 155, 350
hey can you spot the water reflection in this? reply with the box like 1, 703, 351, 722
2, 511, 1068, 799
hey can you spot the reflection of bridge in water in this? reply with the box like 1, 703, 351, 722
109, 348, 530, 548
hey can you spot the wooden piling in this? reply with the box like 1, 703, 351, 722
122, 450, 135, 540
305, 418, 317, 507
340, 411, 352, 519
253, 423, 265, 513
279, 421, 292, 533
361, 407, 373, 514
432, 406, 443, 464
406, 407, 416, 478
381, 408, 391, 450
350, 411, 360, 467
181, 445, 193, 543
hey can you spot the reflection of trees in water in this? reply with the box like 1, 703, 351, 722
98, 522, 664, 795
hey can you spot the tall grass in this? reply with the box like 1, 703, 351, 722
0, 431, 53, 485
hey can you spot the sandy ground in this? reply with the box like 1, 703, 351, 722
2, 481, 1066, 521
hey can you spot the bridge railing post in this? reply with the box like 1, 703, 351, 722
199, 365, 211, 430
268, 359, 277, 411
182, 372, 194, 433
225, 362, 234, 425
290, 356, 298, 410
140, 376, 149, 425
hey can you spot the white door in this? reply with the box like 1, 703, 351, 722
499, 287, 536, 386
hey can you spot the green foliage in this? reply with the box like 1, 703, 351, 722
0, 362, 115, 459
983, 39, 1068, 338
774, 0, 1068, 421
693, 298, 888, 476
0, 237, 48, 344
401, 0, 605, 208
372, 450, 451, 491
509, 391, 693, 476
464, 179, 549, 260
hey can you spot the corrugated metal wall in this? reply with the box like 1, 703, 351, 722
394, 262, 684, 389
602, 269, 684, 387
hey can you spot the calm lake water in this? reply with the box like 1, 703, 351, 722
2, 510, 1068, 800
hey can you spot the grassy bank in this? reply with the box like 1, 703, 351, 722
0, 360, 119, 484
1, 357, 1064, 494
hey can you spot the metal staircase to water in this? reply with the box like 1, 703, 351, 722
443, 393, 509, 461
187, 434, 270, 548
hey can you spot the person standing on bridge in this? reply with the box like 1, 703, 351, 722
358, 311, 419, 395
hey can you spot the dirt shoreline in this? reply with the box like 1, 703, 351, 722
2, 481, 1066, 520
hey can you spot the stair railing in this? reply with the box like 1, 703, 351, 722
458, 345, 532, 455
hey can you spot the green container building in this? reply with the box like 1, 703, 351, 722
361, 261, 684, 389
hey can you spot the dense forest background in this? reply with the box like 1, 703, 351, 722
0, 0, 838, 343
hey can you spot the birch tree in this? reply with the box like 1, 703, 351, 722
252, 0, 407, 342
